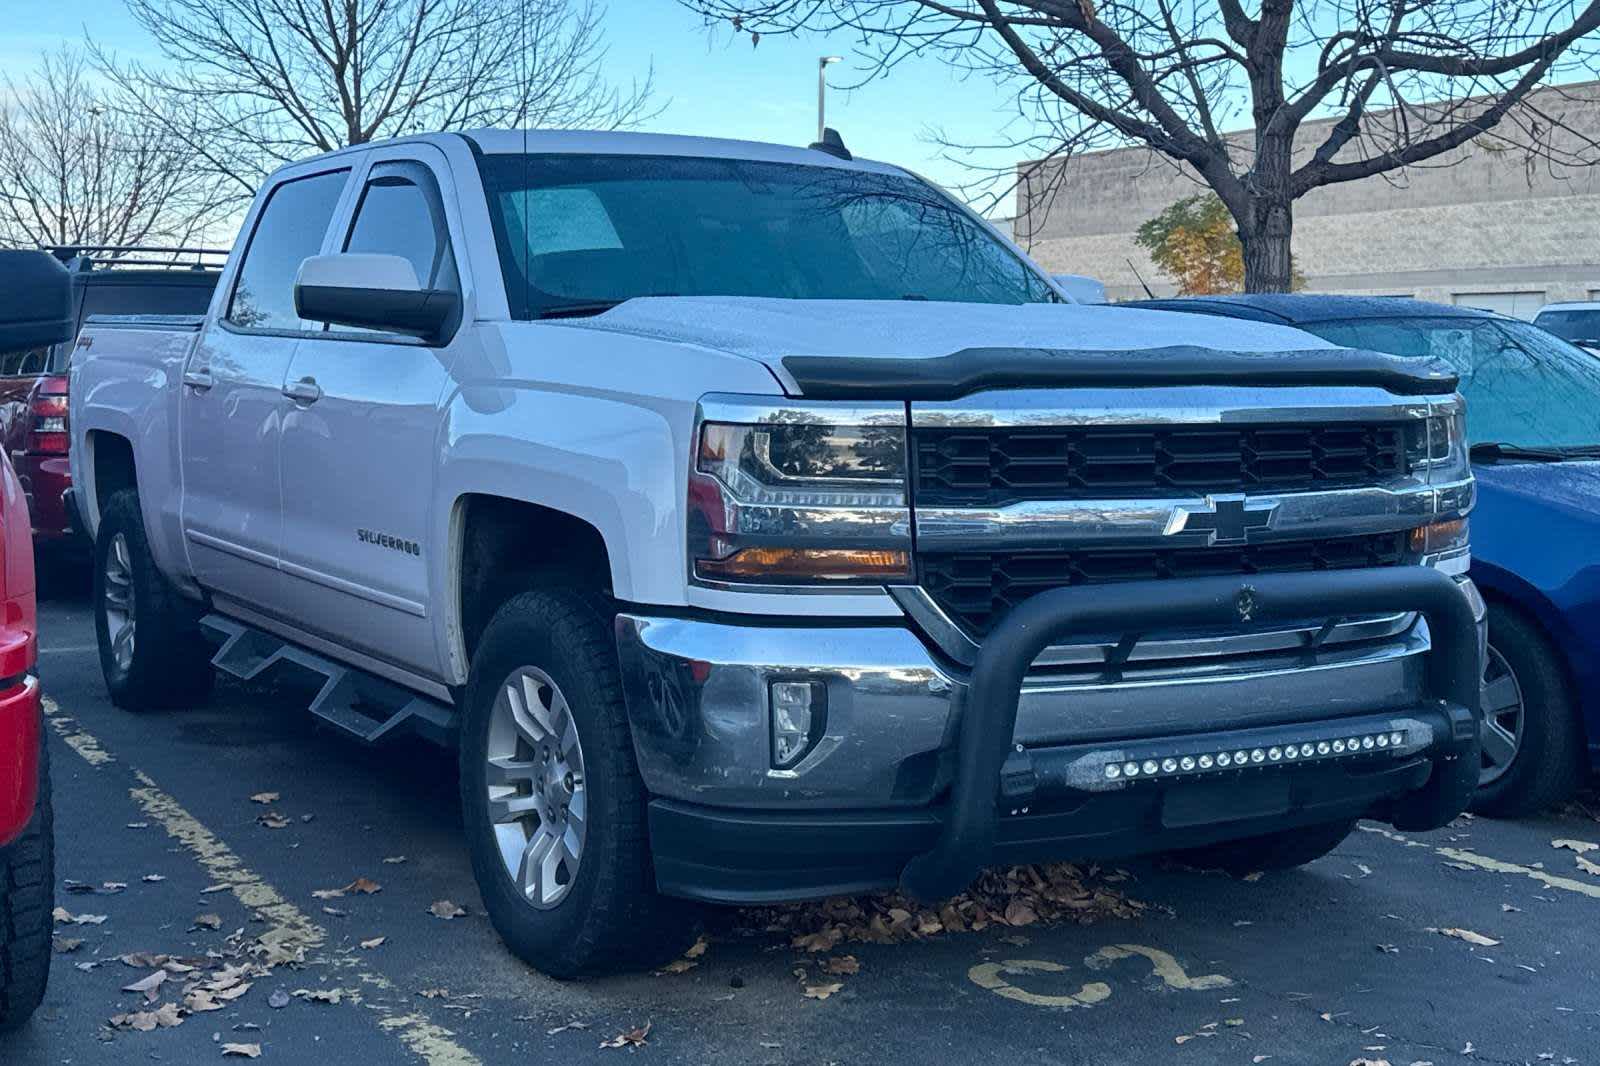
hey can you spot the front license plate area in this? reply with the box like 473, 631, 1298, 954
1160, 775, 1290, 829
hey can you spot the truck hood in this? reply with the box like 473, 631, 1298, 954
559, 296, 1330, 363
552, 296, 1456, 398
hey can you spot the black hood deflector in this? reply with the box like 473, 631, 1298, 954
782, 345, 1457, 400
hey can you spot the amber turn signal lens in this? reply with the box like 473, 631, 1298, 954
1409, 518, 1467, 552
697, 547, 911, 582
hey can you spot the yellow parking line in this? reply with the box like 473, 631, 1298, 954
42, 696, 483, 1066
1361, 824, 1600, 900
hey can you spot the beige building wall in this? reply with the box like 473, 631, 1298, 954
1017, 82, 1600, 314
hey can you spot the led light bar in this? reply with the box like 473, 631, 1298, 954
1055, 715, 1436, 793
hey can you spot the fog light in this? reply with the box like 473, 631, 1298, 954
1124, 761, 1140, 777
1268, 747, 1282, 761
1317, 741, 1331, 755
1390, 731, 1404, 746
1180, 756, 1196, 771
1105, 763, 1122, 780
770, 680, 825, 769
1376, 734, 1389, 748
1362, 736, 1375, 750
1162, 758, 1178, 773
1216, 753, 1231, 767
1333, 740, 1346, 753
1142, 759, 1159, 775
1250, 748, 1266, 764
1198, 755, 1214, 769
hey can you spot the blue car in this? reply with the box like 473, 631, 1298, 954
1127, 294, 1600, 815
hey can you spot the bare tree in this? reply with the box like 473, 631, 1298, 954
0, 47, 231, 251
684, 0, 1600, 291
95, 0, 657, 199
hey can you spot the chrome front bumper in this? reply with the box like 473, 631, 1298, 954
614, 576, 1486, 810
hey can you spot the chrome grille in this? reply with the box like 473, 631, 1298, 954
912, 422, 1419, 507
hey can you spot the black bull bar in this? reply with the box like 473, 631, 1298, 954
899, 567, 1483, 901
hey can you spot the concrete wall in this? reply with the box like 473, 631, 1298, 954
1017, 82, 1600, 313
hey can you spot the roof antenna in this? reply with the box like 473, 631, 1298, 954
1127, 258, 1155, 299
809, 128, 852, 161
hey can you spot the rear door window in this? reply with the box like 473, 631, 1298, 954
227, 169, 349, 331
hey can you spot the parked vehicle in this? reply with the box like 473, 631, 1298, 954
71, 131, 1484, 977
0, 250, 61, 1029
0, 248, 221, 561
1532, 301, 1600, 355
1125, 294, 1600, 815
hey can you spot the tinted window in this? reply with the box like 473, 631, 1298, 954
227, 170, 348, 330
476, 153, 1055, 319
1533, 309, 1600, 343
341, 168, 458, 294
0, 347, 49, 376
1307, 316, 1600, 449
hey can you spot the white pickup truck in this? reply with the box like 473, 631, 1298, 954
70, 130, 1485, 977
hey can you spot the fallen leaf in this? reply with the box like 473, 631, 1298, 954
1430, 927, 1500, 947
382, 856, 407, 864
250, 792, 280, 805
1502, 903, 1521, 912
312, 889, 345, 900
256, 812, 290, 830
268, 990, 290, 1009
193, 913, 224, 930
418, 988, 449, 999
822, 955, 860, 976
109, 1002, 183, 1031
360, 937, 385, 950
1551, 838, 1597, 854
185, 989, 225, 1013
599, 1022, 651, 1049
345, 877, 381, 894
142, 874, 166, 883
222, 1043, 262, 1058
293, 987, 344, 1004
655, 958, 696, 975
53, 936, 83, 953
547, 1020, 590, 1034
1376, 943, 1399, 954
792, 928, 842, 952
122, 970, 168, 1003
1350, 1060, 1392, 1066
1224, 1018, 1244, 1026
1003, 899, 1038, 926
1577, 855, 1600, 876
802, 981, 843, 1000
322, 907, 348, 917
53, 906, 106, 925
429, 900, 466, 920
684, 936, 708, 959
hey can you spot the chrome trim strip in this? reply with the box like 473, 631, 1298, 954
890, 585, 1416, 668
279, 558, 427, 617
698, 393, 904, 427
914, 482, 1434, 550
910, 385, 1446, 428
185, 528, 276, 568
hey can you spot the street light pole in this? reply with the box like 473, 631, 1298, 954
817, 56, 842, 142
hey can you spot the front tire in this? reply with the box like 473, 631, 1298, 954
1176, 817, 1358, 875
93, 489, 213, 710
459, 588, 689, 978
1470, 603, 1583, 817
0, 745, 53, 1032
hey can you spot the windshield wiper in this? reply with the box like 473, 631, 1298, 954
1469, 441, 1573, 462
535, 300, 625, 320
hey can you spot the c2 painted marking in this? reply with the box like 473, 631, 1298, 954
969, 944, 1232, 1009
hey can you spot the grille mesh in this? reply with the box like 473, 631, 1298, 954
913, 422, 1417, 506
918, 531, 1411, 637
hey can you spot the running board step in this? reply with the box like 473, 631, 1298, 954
200, 615, 455, 745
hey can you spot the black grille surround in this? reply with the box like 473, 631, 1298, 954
918, 531, 1412, 638
913, 421, 1418, 506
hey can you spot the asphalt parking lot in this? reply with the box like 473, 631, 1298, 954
4, 576, 1598, 1065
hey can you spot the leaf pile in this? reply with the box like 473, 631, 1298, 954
737, 862, 1143, 948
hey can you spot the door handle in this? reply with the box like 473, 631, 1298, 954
283, 377, 322, 404
182, 369, 214, 391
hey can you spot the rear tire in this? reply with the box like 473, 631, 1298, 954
458, 587, 691, 978
1176, 817, 1358, 875
1470, 603, 1583, 818
93, 489, 213, 710
0, 744, 53, 1032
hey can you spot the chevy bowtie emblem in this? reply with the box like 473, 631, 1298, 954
1165, 494, 1279, 545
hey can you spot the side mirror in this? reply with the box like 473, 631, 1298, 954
293, 253, 459, 341
1052, 273, 1107, 304
0, 251, 73, 350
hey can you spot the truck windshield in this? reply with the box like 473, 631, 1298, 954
1306, 316, 1600, 451
475, 153, 1056, 318
1533, 308, 1600, 346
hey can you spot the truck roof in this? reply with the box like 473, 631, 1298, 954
293, 129, 907, 177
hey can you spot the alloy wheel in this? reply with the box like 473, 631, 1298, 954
1478, 643, 1524, 786
484, 666, 588, 909
102, 532, 137, 672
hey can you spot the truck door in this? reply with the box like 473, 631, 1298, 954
179, 166, 352, 611
275, 148, 462, 678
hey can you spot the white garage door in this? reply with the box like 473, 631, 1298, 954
1452, 291, 1546, 319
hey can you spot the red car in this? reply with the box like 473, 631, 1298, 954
0, 250, 65, 1030
0, 247, 221, 559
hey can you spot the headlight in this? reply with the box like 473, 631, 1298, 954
689, 399, 911, 585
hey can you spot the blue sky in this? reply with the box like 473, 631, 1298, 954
3, 0, 1035, 215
